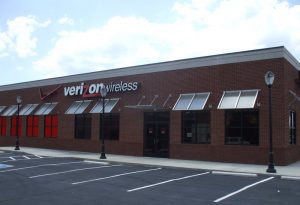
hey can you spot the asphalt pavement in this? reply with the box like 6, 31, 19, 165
1, 148, 300, 205
1, 146, 300, 178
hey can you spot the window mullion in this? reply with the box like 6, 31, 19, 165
187, 94, 196, 110
235, 91, 242, 108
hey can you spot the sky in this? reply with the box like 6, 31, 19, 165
1, 0, 300, 86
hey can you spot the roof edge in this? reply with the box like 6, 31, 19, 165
0, 46, 299, 91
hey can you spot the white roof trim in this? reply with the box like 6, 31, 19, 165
0, 46, 299, 91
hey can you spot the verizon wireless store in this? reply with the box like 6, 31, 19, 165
0, 46, 299, 165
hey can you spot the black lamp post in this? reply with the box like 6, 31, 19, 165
15, 96, 22, 151
100, 84, 107, 159
265, 71, 276, 173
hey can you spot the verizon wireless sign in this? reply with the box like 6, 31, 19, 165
64, 81, 139, 98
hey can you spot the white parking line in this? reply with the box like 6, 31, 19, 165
0, 155, 38, 159
0, 155, 20, 159
213, 177, 274, 203
72, 167, 162, 185
0, 161, 84, 173
0, 164, 13, 169
34, 155, 43, 158
0, 151, 10, 155
0, 151, 18, 155
127, 171, 210, 192
9, 157, 16, 161
0, 156, 54, 163
30, 164, 123, 178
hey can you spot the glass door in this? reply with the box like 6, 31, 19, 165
144, 112, 170, 158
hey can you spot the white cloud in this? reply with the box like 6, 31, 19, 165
33, 0, 300, 78
171, 0, 300, 55
34, 16, 170, 77
0, 15, 50, 58
16, 66, 24, 71
58, 16, 74, 25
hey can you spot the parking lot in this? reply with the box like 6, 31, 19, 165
0, 150, 300, 205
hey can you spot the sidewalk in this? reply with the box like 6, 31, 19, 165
1, 146, 300, 178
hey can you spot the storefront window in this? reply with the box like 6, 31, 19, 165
100, 113, 119, 140
182, 111, 210, 144
289, 110, 296, 144
225, 109, 259, 145
10, 116, 22, 136
26, 116, 39, 137
44, 115, 58, 138
75, 114, 91, 139
0, 116, 6, 136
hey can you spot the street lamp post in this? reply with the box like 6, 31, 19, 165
15, 96, 22, 151
100, 84, 107, 159
265, 71, 276, 173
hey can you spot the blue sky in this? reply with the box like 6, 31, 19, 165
1, 0, 300, 85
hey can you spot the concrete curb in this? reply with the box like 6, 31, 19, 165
281, 176, 300, 181
212, 171, 258, 177
83, 160, 110, 165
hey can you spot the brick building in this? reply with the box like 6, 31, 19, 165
0, 46, 299, 165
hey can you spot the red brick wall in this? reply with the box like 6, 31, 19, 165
282, 59, 300, 164
1, 57, 299, 165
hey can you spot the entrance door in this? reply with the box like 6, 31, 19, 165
144, 112, 170, 158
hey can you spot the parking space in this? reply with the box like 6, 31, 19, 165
0, 150, 299, 205
0, 151, 48, 164
222, 177, 300, 205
